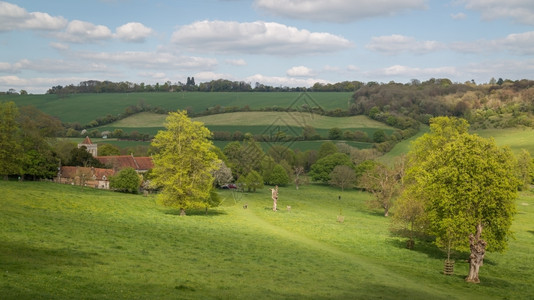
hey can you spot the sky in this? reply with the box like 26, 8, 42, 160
1, 0, 533, 94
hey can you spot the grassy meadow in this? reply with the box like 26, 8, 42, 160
1, 180, 533, 299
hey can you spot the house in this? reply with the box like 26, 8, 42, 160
95, 154, 154, 173
58, 166, 115, 189
78, 136, 98, 156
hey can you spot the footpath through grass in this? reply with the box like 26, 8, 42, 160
1, 181, 533, 299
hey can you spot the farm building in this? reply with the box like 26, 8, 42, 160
58, 166, 115, 189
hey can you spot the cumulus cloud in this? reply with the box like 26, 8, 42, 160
366, 34, 443, 55
115, 22, 153, 42
254, 0, 426, 22
286, 66, 315, 77
0, 1, 67, 31
56, 20, 113, 43
459, 0, 534, 25
451, 12, 467, 20
171, 20, 352, 55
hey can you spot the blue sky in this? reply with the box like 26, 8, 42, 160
1, 0, 533, 94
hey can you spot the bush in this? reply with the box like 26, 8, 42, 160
110, 167, 142, 193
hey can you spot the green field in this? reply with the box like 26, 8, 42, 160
3, 92, 353, 125
1, 181, 533, 299
97, 111, 394, 139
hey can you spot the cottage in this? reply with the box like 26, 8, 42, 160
58, 166, 115, 189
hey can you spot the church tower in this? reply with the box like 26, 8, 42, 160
78, 136, 98, 157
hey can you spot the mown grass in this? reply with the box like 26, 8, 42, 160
475, 127, 534, 154
1, 181, 533, 299
4, 92, 353, 125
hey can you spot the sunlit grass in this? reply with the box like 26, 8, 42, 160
1, 181, 533, 299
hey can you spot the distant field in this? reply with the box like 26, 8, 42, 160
3, 92, 353, 125
99, 111, 395, 138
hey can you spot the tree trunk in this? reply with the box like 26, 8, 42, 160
466, 223, 486, 283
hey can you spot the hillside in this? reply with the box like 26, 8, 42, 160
3, 92, 353, 125
2, 181, 533, 299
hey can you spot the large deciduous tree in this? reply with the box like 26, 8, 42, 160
403, 117, 518, 283
359, 163, 402, 217
151, 111, 219, 212
110, 167, 142, 193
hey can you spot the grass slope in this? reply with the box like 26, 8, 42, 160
4, 92, 353, 125
1, 181, 533, 299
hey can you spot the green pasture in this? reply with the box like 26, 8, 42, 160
475, 127, 534, 154
4, 92, 353, 125
1, 181, 533, 299
96, 111, 395, 142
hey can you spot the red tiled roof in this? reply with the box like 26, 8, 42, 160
95, 155, 153, 171
60, 166, 115, 179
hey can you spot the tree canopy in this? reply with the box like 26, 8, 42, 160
402, 116, 519, 282
151, 111, 220, 211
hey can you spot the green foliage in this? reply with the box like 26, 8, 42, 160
266, 164, 290, 186
317, 141, 338, 159
243, 170, 264, 192
98, 143, 121, 156
151, 111, 220, 210
66, 147, 103, 167
328, 127, 342, 140
404, 117, 519, 254
373, 129, 386, 143
515, 149, 534, 190
309, 153, 353, 183
109, 167, 141, 193
0, 101, 22, 177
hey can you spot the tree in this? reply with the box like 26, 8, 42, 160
267, 164, 290, 186
309, 153, 353, 183
318, 141, 338, 159
151, 111, 220, 212
110, 167, 142, 193
515, 149, 533, 191
240, 170, 264, 192
329, 165, 356, 191
328, 127, 342, 140
0, 101, 22, 178
98, 144, 121, 156
359, 163, 401, 217
67, 147, 103, 167
212, 161, 233, 187
403, 116, 518, 283
373, 130, 386, 143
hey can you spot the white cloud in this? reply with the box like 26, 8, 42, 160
245, 73, 328, 87
171, 20, 352, 55
369, 65, 458, 78
57, 20, 113, 43
286, 66, 315, 77
459, 0, 534, 25
73, 50, 218, 70
0, 1, 67, 31
366, 34, 443, 55
254, 0, 427, 22
115, 22, 153, 42
225, 59, 247, 66
451, 31, 534, 55
50, 42, 69, 51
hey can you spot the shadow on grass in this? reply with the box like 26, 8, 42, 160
386, 234, 469, 262
528, 230, 534, 235
0, 240, 99, 272
163, 208, 227, 217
